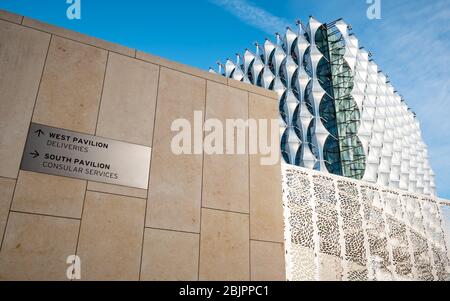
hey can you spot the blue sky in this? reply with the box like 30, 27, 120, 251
1, 0, 449, 200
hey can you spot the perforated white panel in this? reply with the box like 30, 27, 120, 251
282, 164, 449, 281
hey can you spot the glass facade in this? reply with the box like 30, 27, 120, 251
213, 17, 436, 196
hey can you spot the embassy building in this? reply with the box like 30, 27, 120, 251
213, 17, 435, 196
0, 9, 449, 281
213, 17, 450, 281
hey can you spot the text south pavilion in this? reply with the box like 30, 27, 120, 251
43, 153, 111, 170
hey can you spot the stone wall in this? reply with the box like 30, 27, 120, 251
0, 9, 285, 281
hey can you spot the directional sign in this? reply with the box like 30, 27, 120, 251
20, 123, 151, 189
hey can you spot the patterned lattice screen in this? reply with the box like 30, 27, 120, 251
282, 164, 450, 281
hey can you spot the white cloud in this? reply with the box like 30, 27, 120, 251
209, 0, 290, 35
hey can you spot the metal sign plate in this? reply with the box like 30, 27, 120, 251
20, 123, 151, 189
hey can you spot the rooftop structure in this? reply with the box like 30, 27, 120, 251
212, 17, 436, 196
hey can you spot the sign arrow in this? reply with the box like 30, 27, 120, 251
30, 150, 40, 159
35, 129, 45, 137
